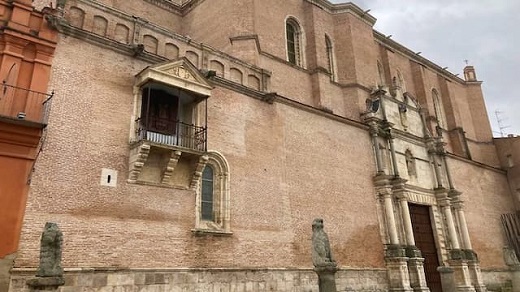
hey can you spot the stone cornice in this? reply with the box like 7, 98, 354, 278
374, 30, 468, 85
141, 0, 206, 15
304, 0, 376, 26
391, 130, 428, 148
141, 0, 377, 23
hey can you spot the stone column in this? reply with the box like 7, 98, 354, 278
394, 187, 429, 292
431, 155, 444, 189
451, 194, 486, 291
397, 195, 414, 246
452, 199, 472, 250
383, 191, 399, 245
397, 197, 430, 291
436, 191, 460, 250
388, 133, 400, 177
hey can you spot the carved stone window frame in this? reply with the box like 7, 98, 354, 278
193, 151, 232, 235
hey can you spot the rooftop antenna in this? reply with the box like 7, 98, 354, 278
495, 110, 511, 137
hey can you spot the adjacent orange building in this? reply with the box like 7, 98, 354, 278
0, 0, 57, 289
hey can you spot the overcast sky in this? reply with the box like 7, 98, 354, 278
330, 0, 520, 137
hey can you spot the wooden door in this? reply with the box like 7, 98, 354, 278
409, 204, 443, 292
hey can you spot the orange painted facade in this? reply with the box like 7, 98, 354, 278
0, 0, 57, 258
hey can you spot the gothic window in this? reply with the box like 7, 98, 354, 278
432, 89, 446, 129
405, 149, 417, 178
325, 35, 336, 81
286, 18, 303, 66
195, 151, 231, 234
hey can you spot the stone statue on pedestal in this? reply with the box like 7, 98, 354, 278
27, 222, 65, 291
37, 222, 63, 277
312, 218, 338, 292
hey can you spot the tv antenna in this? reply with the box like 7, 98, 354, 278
495, 110, 510, 137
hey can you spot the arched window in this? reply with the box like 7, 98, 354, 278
201, 166, 214, 221
195, 151, 231, 234
432, 89, 446, 129
286, 18, 303, 66
325, 35, 336, 81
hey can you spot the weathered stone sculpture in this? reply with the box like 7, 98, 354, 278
312, 218, 338, 292
27, 222, 65, 290
37, 222, 63, 277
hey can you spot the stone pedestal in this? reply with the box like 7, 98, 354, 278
314, 265, 338, 292
386, 245, 413, 292
467, 261, 487, 291
438, 266, 456, 292
408, 258, 430, 292
26, 276, 64, 291
510, 266, 520, 292
449, 260, 476, 292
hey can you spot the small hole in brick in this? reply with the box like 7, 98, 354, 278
107, 175, 111, 184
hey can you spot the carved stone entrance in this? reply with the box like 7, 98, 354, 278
410, 204, 442, 292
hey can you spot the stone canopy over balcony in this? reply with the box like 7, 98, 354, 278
128, 58, 213, 189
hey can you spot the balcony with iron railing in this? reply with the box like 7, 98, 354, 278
0, 82, 54, 126
135, 117, 207, 152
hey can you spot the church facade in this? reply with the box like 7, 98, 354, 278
4, 0, 518, 291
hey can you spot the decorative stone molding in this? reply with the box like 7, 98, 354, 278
161, 150, 182, 185
193, 151, 231, 234
190, 155, 209, 190
128, 143, 151, 183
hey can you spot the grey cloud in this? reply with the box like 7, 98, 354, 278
330, 0, 520, 136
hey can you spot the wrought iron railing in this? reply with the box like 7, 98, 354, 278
0, 82, 54, 124
136, 118, 207, 152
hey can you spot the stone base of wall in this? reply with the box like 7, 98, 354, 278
8, 268, 388, 292
1, 254, 16, 292
482, 269, 512, 292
